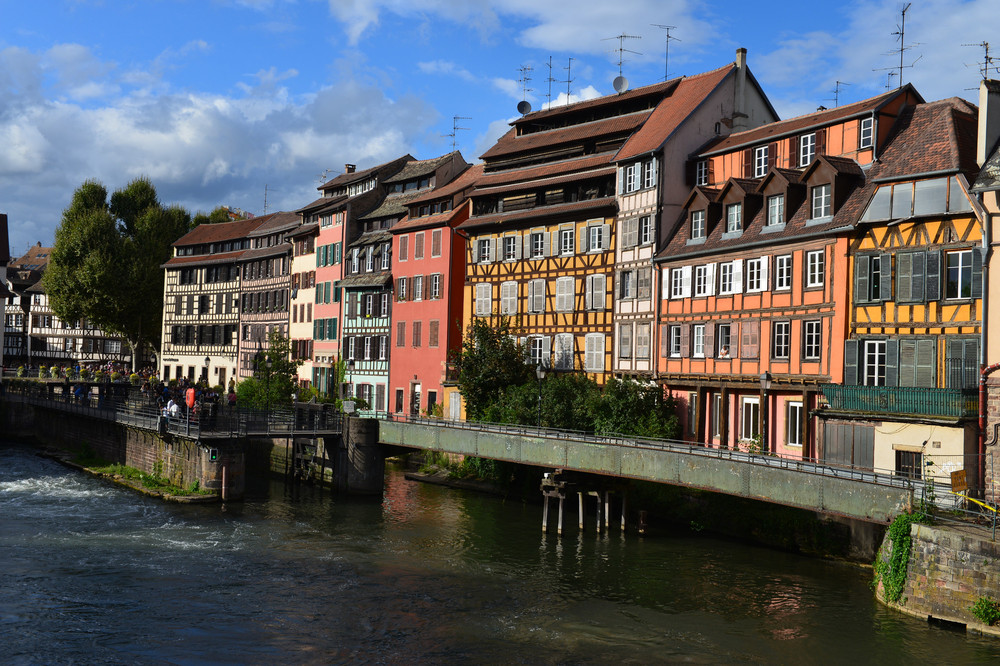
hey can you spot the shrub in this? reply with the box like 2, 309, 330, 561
38, 366, 48, 378
16, 366, 25, 377
129, 373, 141, 385
971, 596, 1000, 626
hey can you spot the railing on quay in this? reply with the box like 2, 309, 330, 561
1, 379, 343, 439
820, 384, 978, 418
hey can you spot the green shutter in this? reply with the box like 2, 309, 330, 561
885, 339, 899, 387
844, 340, 859, 385
973, 248, 984, 299
855, 255, 870, 303
879, 253, 893, 301
924, 250, 940, 301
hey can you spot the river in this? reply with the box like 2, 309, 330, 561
2, 442, 999, 664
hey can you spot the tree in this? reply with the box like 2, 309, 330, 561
451, 316, 534, 421
235, 330, 303, 410
192, 206, 235, 226
44, 178, 191, 370
590, 378, 680, 439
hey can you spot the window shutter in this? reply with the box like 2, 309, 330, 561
487, 239, 496, 263
880, 253, 893, 301
741, 320, 759, 359
579, 229, 588, 254
584, 277, 593, 310
815, 128, 827, 157
594, 274, 606, 310
705, 263, 716, 296
685, 160, 696, 187
915, 339, 936, 387
660, 325, 669, 357
513, 235, 522, 260
742, 148, 753, 178
973, 248, 984, 299
912, 252, 925, 302
681, 265, 692, 298
759, 256, 769, 291
542, 335, 551, 364
618, 166, 625, 194
704, 322, 715, 357
601, 223, 611, 250
844, 340, 859, 385
767, 142, 778, 169
897, 253, 913, 301
855, 255, 870, 302
544, 231, 553, 257
788, 137, 798, 168
885, 338, 899, 387
732, 259, 743, 292
680, 324, 690, 357
924, 250, 940, 301
707, 160, 715, 185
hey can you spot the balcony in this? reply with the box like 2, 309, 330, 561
820, 384, 978, 419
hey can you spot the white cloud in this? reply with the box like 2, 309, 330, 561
417, 60, 478, 82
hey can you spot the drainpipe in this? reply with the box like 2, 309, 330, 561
980, 363, 1000, 497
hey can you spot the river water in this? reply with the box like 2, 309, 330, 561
2, 442, 999, 664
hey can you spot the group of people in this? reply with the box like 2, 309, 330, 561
154, 379, 238, 425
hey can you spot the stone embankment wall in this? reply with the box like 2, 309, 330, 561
878, 522, 1000, 636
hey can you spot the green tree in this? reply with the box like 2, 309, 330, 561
235, 330, 303, 410
44, 178, 191, 370
192, 206, 235, 226
452, 316, 534, 421
590, 378, 680, 439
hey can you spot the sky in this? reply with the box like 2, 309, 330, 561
3, 0, 1000, 256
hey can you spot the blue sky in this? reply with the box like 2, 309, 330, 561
3, 0, 999, 255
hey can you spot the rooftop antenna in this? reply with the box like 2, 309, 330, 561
603, 32, 642, 78
317, 168, 332, 185
564, 57, 574, 104
962, 41, 1000, 81
546, 56, 556, 106
828, 81, 851, 107
885, 71, 897, 90
875, 3, 921, 87
651, 24, 680, 81
517, 65, 533, 115
263, 184, 268, 214
442, 116, 471, 151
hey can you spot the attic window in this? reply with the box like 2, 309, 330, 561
860, 176, 972, 222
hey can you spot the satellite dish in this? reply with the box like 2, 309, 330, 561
613, 76, 629, 94
517, 100, 532, 115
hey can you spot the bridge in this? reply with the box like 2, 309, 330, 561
379, 416, 918, 525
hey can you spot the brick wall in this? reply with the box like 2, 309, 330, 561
987, 376, 1000, 503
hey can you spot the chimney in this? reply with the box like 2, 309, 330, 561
733, 48, 749, 132
978, 79, 1000, 167
345, 164, 356, 174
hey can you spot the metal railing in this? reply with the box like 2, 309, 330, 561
820, 384, 978, 418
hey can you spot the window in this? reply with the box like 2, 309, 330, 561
555, 277, 574, 312
947, 338, 979, 389
799, 133, 816, 166
726, 203, 742, 233
690, 210, 706, 240
429, 320, 439, 347
806, 250, 825, 288
346, 336, 356, 360
588, 225, 604, 252
619, 270, 635, 299
766, 194, 784, 227
430, 274, 442, 300
585, 274, 605, 310
670, 266, 692, 298
719, 261, 741, 295
712, 394, 722, 438
366, 249, 374, 272
772, 321, 790, 359
622, 218, 639, 248
717, 324, 732, 358
414, 233, 424, 260
431, 229, 442, 257
803, 320, 822, 360
859, 117, 874, 149
413, 275, 424, 301
412, 322, 422, 348
636, 323, 651, 359
946, 250, 974, 299
500, 281, 518, 315
399, 236, 409, 261
530, 232, 545, 258
618, 324, 632, 359
584, 333, 604, 372
528, 336, 546, 366
741, 396, 760, 441
528, 279, 545, 313
351, 248, 360, 273
669, 326, 682, 357
694, 264, 715, 297
786, 401, 803, 447
554, 333, 574, 370
364, 336, 373, 360
559, 228, 575, 255
474, 283, 491, 316
637, 268, 652, 300
642, 159, 657, 189
639, 216, 653, 245
775, 255, 792, 291
477, 238, 492, 263
503, 236, 518, 261
863, 340, 887, 386
396, 277, 407, 301
746, 257, 767, 292
381, 243, 390, 270
855, 254, 888, 302
396, 321, 405, 347
624, 163, 639, 192
753, 145, 768, 178
810, 184, 831, 219
692, 324, 705, 358
695, 160, 708, 186
896, 450, 923, 480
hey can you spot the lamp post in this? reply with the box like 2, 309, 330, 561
265, 356, 273, 416
759, 371, 772, 453
203, 356, 210, 385
536, 362, 547, 428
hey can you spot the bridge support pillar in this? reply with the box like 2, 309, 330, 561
335, 416, 384, 495
542, 495, 549, 533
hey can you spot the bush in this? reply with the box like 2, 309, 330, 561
971, 596, 1000, 626
38, 366, 48, 378
16, 366, 25, 377
129, 373, 141, 385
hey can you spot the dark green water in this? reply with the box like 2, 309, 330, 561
2, 442, 999, 664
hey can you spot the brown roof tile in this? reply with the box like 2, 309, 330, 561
247, 211, 300, 237
473, 165, 617, 197
407, 164, 483, 206
480, 112, 652, 161
459, 197, 617, 232
163, 249, 247, 268
382, 152, 459, 184
476, 154, 612, 188
173, 217, 263, 247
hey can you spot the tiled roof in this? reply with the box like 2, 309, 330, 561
459, 197, 617, 232
239, 243, 292, 262
173, 217, 263, 247
866, 97, 980, 183
9, 244, 53, 270
295, 194, 347, 215
163, 249, 247, 269
473, 165, 616, 197
317, 154, 414, 191
287, 221, 318, 238
477, 153, 612, 188
700, 85, 921, 156
348, 230, 392, 248
615, 64, 734, 161
338, 272, 392, 289
360, 190, 427, 221
382, 152, 459, 184
514, 78, 679, 125
407, 164, 482, 206
247, 211, 300, 237
480, 111, 652, 161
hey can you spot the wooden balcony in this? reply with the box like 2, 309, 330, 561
820, 384, 978, 419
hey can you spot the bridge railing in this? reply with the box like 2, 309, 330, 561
385, 413, 919, 492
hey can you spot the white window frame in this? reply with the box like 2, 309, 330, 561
691, 210, 706, 239
786, 401, 803, 447
746, 257, 768, 293
639, 215, 653, 245
726, 203, 742, 233
800, 133, 816, 166
806, 250, 825, 288
531, 232, 545, 258
810, 184, 831, 219
692, 324, 705, 358
804, 320, 822, 359
863, 340, 887, 386
695, 160, 708, 186
859, 117, 874, 149
477, 238, 492, 263
588, 225, 603, 253
625, 163, 640, 193
694, 263, 716, 297
766, 194, 784, 227
669, 326, 682, 357
775, 255, 792, 291
381, 243, 390, 270
741, 396, 760, 441
642, 159, 657, 189
560, 228, 575, 255
503, 236, 518, 261
772, 321, 790, 359
945, 249, 974, 299
671, 266, 692, 299
754, 145, 768, 178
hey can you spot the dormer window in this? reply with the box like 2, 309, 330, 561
726, 203, 742, 233
766, 194, 785, 226
810, 184, 831, 219
799, 133, 816, 166
690, 210, 706, 240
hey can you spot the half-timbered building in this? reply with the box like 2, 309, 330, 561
288, 221, 318, 389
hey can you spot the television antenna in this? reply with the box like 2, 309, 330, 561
885, 71, 897, 90
545, 56, 556, 106
874, 3, 921, 87
828, 81, 851, 107
442, 116, 471, 151
603, 33, 642, 78
564, 57, 575, 103
316, 168, 333, 185
517, 65, 534, 114
651, 24, 680, 81
963, 41, 1000, 81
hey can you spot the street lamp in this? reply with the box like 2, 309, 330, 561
536, 362, 547, 428
265, 356, 273, 416
759, 371, 772, 453
203, 356, 210, 385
